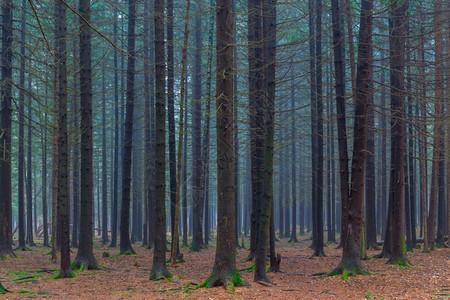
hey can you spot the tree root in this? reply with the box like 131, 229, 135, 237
0, 282, 9, 294
197, 269, 248, 293
327, 260, 372, 280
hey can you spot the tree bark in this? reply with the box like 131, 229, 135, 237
150, 0, 171, 279
330, 0, 373, 276
201, 0, 242, 289
120, 0, 137, 255
0, 0, 13, 258
73, 0, 99, 270
55, 0, 72, 278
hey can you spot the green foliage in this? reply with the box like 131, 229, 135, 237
341, 270, 350, 281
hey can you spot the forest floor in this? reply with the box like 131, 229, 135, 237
0, 235, 449, 299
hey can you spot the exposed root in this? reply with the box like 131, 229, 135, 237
0, 282, 9, 294
150, 267, 172, 281
386, 256, 413, 268
197, 269, 248, 293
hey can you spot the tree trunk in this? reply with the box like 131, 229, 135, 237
289, 78, 298, 243
330, 0, 373, 276
73, 0, 99, 270
55, 0, 72, 278
248, 0, 264, 260
255, 0, 278, 281
171, 0, 191, 265
201, 0, 242, 289
0, 0, 13, 258
167, 0, 177, 251
101, 62, 109, 245
26, 83, 35, 246
427, 0, 444, 251
110, 0, 120, 248
17, 0, 27, 251
150, 0, 171, 279
120, 0, 137, 255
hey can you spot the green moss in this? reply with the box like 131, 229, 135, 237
119, 250, 135, 256
229, 269, 246, 286
341, 270, 350, 281
195, 279, 210, 289
17, 290, 36, 294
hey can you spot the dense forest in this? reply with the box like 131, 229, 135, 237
0, 0, 449, 298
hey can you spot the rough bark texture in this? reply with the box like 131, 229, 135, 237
0, 0, 13, 258
73, 0, 99, 270
55, 0, 72, 278
191, 2, 205, 252
120, 0, 136, 255
255, 0, 278, 282
17, 0, 27, 251
248, 0, 264, 260
101, 62, 108, 245
427, 0, 444, 251
385, 0, 408, 266
201, 0, 242, 290
150, 0, 171, 280
330, 0, 373, 276
167, 0, 177, 251
110, 0, 119, 248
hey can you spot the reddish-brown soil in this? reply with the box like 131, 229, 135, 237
1, 235, 449, 299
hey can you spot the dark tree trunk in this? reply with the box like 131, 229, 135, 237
150, 0, 171, 279
201, 0, 241, 289
71, 41, 80, 249
289, 79, 298, 242
73, 0, 99, 270
55, 0, 72, 278
0, 0, 13, 258
255, 0, 278, 281
427, 0, 444, 251
203, 0, 214, 246
330, 0, 373, 275
312, 0, 325, 257
101, 62, 108, 245
383, 0, 409, 266
42, 85, 49, 247
110, 0, 120, 248
120, 0, 137, 255
167, 0, 177, 251
27, 83, 35, 246
248, 0, 264, 260
17, 0, 27, 251
182, 84, 188, 248
365, 82, 377, 250
278, 145, 284, 238
191, 2, 205, 252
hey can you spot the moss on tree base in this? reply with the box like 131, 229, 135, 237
386, 256, 412, 268
197, 269, 247, 293
150, 267, 172, 281
327, 259, 372, 280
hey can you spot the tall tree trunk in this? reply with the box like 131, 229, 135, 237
203, 0, 214, 246
17, 0, 27, 251
167, 0, 177, 251
365, 81, 377, 250
255, 0, 278, 281
182, 82, 189, 248
110, 0, 120, 248
191, 2, 205, 252
201, 0, 241, 289
26, 77, 36, 246
55, 0, 72, 278
71, 41, 80, 249
171, 0, 191, 265
384, 0, 408, 266
42, 84, 49, 247
0, 0, 13, 258
120, 0, 137, 255
248, 0, 264, 260
427, 0, 444, 251
73, 0, 99, 270
289, 77, 298, 242
150, 0, 171, 279
330, 0, 373, 276
102, 62, 109, 244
